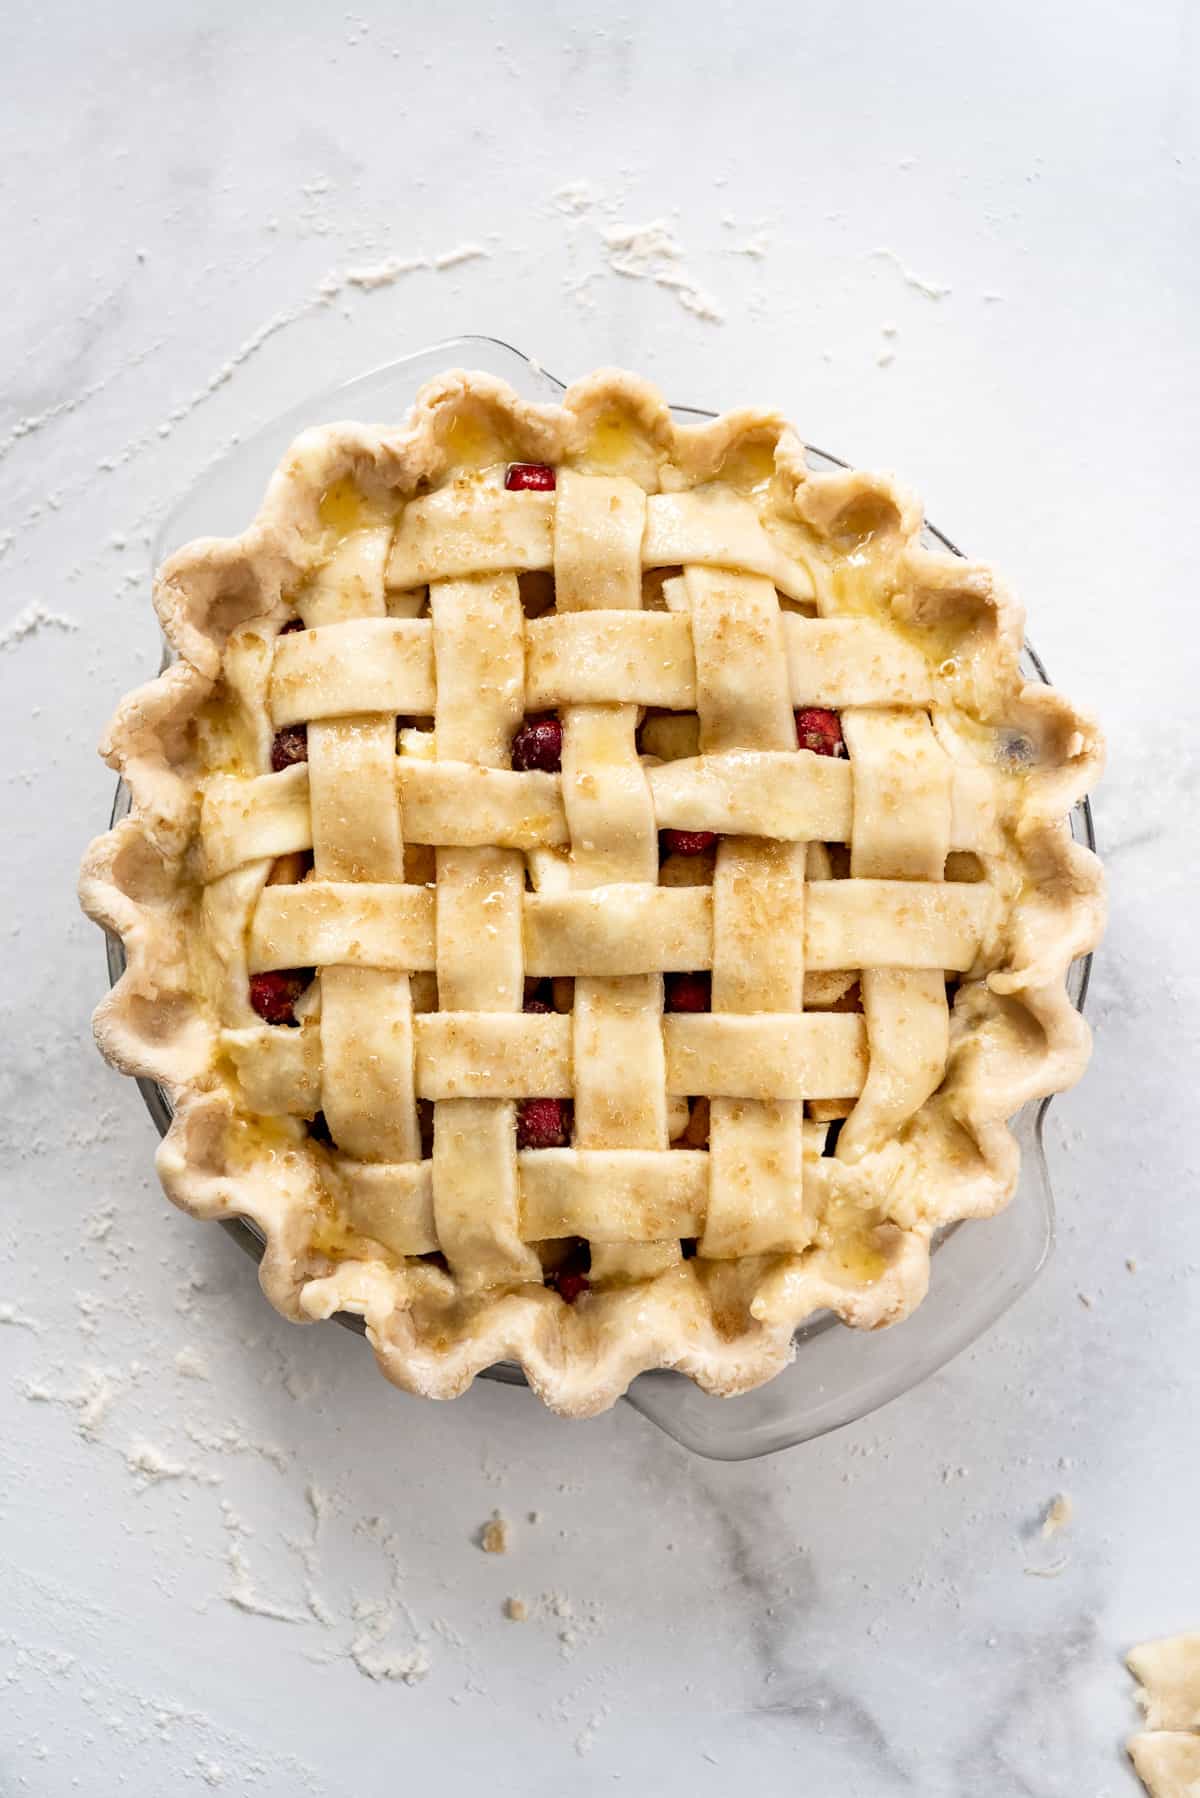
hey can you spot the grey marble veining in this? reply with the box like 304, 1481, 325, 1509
2, 2, 1197, 1793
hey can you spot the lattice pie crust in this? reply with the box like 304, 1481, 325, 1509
79, 370, 1105, 1416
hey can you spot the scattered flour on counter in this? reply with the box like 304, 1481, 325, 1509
0, 385, 113, 465
533, 1590, 605, 1662
553, 180, 600, 216
0, 529, 14, 559
341, 255, 428, 290
284, 1482, 339, 1626
602, 220, 725, 322
125, 1438, 188, 1481
75, 1292, 105, 1337
0, 603, 79, 651
84, 238, 493, 483
433, 242, 488, 270
575, 1706, 610, 1757
0, 1301, 40, 1331
125, 1441, 204, 1487
174, 1346, 211, 1381
194, 304, 319, 409
185, 1417, 290, 1472
226, 1545, 307, 1625
728, 233, 771, 259
220, 1499, 251, 1540
348, 1599, 431, 1685
193, 1757, 225, 1788
337, 243, 489, 290
23, 1365, 121, 1441
304, 1481, 335, 1538
871, 247, 952, 299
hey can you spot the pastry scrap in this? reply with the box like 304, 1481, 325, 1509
1128, 1636, 1200, 1798
480, 1514, 510, 1555
79, 368, 1105, 1416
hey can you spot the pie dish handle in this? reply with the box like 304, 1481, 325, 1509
622, 1097, 1057, 1458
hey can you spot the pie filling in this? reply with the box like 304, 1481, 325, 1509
244, 620, 867, 1298
81, 370, 1105, 1413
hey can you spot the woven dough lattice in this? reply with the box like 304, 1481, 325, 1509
80, 369, 1104, 1415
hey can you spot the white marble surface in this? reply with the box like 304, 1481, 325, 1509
2, 2, 1196, 1792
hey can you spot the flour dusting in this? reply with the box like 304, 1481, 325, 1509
602, 220, 725, 322
0, 1302, 40, 1331
341, 255, 428, 291
871, 247, 952, 299
0, 603, 79, 651
125, 1442, 192, 1486
338, 242, 489, 291
23, 1365, 121, 1442
575, 1705, 610, 1757
553, 180, 599, 216
226, 1546, 307, 1625
174, 1346, 211, 1381
433, 242, 488, 270
185, 1417, 290, 1472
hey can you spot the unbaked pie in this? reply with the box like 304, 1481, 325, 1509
80, 369, 1105, 1416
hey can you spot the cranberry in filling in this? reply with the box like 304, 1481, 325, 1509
279, 616, 306, 634
794, 707, 846, 757
511, 716, 562, 773
505, 462, 556, 492
270, 723, 309, 771
248, 969, 313, 1025
545, 1240, 591, 1303
664, 971, 711, 1013
661, 828, 716, 857
516, 1097, 570, 1149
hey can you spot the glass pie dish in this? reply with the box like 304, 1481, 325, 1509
103, 335, 1095, 1461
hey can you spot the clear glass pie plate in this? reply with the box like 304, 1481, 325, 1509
103, 335, 1095, 1461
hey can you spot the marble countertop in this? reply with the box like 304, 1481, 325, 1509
2, 3, 1195, 1792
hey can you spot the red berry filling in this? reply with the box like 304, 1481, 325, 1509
279, 617, 306, 634
505, 463, 556, 492
249, 969, 313, 1025
511, 716, 563, 773
661, 828, 717, 857
552, 1269, 590, 1304
664, 971, 711, 1013
270, 724, 309, 771
794, 707, 846, 757
516, 1097, 570, 1149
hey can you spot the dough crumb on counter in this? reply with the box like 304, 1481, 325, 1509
1041, 1492, 1074, 1537
480, 1513, 510, 1554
